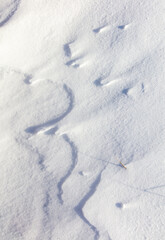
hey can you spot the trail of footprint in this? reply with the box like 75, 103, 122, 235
63, 42, 73, 58
24, 74, 33, 84
75, 167, 106, 240
57, 134, 78, 204
24, 73, 55, 86
24, 75, 47, 85
65, 57, 81, 69
25, 84, 74, 135
122, 83, 145, 99
93, 25, 107, 34
118, 24, 130, 30
64, 39, 85, 69
0, 0, 21, 27
94, 76, 120, 87
93, 23, 129, 34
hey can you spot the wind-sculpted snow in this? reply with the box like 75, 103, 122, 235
75, 167, 106, 240
57, 134, 78, 204
0, 0, 21, 27
1, 0, 165, 239
25, 84, 74, 135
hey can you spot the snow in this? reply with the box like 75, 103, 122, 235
0, 0, 165, 239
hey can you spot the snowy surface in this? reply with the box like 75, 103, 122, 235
0, 0, 165, 239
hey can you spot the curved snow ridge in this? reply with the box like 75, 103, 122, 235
41, 191, 53, 240
74, 166, 107, 240
0, 0, 21, 27
36, 148, 46, 172
21, 139, 56, 239
57, 134, 78, 204
25, 84, 74, 135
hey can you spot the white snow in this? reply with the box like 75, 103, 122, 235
0, 0, 165, 239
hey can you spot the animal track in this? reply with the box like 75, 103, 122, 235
122, 88, 129, 95
118, 24, 130, 30
0, 0, 21, 27
24, 74, 33, 84
24, 74, 47, 85
115, 202, 124, 209
122, 83, 145, 98
65, 58, 81, 68
94, 76, 120, 87
63, 42, 73, 58
79, 171, 89, 176
93, 25, 108, 34
63, 40, 85, 69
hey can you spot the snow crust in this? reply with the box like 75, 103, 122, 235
0, 0, 165, 239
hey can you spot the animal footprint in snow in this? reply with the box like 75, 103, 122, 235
93, 25, 108, 34
64, 40, 85, 68
122, 83, 145, 98
94, 76, 120, 87
116, 202, 124, 209
65, 57, 81, 68
79, 171, 90, 176
63, 41, 74, 58
118, 24, 130, 30
24, 75, 46, 85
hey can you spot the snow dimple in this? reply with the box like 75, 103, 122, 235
115, 202, 124, 209
0, 0, 21, 27
57, 134, 78, 204
24, 74, 33, 85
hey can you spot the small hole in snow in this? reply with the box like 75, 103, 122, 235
116, 202, 123, 208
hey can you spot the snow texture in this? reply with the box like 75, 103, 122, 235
0, 0, 165, 239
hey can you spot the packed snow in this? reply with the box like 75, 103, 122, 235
0, 0, 165, 239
